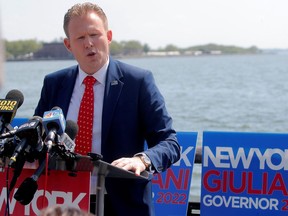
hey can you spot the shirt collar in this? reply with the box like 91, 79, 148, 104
77, 58, 109, 86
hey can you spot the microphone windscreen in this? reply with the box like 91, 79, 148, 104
5, 89, 24, 108
14, 177, 38, 205
65, 120, 79, 140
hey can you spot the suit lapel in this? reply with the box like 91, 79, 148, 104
102, 60, 123, 149
57, 66, 78, 117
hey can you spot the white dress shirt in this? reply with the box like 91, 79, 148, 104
66, 59, 109, 154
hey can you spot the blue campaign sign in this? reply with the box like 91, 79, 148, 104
201, 131, 288, 216
152, 131, 198, 216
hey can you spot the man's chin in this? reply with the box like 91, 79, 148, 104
81, 62, 102, 74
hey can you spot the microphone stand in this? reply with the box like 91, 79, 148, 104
13, 145, 55, 205
9, 153, 26, 191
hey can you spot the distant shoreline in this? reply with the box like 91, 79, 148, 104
5, 40, 266, 62
5, 52, 270, 62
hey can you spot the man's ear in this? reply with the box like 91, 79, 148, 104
107, 30, 112, 44
63, 38, 72, 52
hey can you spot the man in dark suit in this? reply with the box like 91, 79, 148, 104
34, 2, 180, 216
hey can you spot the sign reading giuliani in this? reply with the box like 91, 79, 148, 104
152, 132, 197, 216
201, 131, 288, 216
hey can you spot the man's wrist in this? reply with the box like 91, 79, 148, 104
135, 153, 151, 170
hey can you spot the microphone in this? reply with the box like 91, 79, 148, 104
0, 116, 43, 139
8, 152, 26, 191
14, 158, 46, 205
8, 117, 43, 166
42, 107, 66, 151
5, 89, 24, 108
0, 89, 24, 133
55, 120, 78, 163
59, 120, 79, 153
0, 137, 18, 158
6, 116, 43, 191
65, 119, 79, 140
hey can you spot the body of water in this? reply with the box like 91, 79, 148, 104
1, 54, 288, 203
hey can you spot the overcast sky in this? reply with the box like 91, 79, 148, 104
1, 0, 288, 49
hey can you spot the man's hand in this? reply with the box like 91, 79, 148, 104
111, 157, 146, 176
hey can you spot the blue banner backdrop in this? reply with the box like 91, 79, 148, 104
201, 131, 288, 216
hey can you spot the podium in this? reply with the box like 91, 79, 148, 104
56, 155, 150, 216
92, 160, 150, 216
0, 154, 150, 216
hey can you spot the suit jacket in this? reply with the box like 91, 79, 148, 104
34, 58, 180, 216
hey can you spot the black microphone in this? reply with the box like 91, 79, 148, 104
0, 89, 24, 133
0, 116, 43, 139
5, 89, 24, 108
56, 120, 79, 170
14, 158, 47, 205
65, 119, 79, 140
8, 152, 26, 191
6, 116, 43, 191
59, 120, 79, 153
50, 120, 81, 174
5, 116, 43, 191
8, 117, 43, 167
0, 137, 18, 158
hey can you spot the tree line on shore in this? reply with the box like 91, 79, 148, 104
3, 39, 261, 60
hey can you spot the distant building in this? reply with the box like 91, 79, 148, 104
146, 51, 180, 56
34, 42, 73, 60
183, 51, 203, 56
209, 50, 222, 55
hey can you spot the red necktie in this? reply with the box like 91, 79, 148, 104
75, 76, 96, 155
